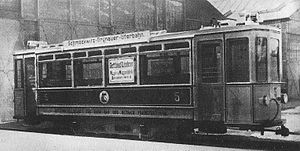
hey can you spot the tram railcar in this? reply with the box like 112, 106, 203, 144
13, 24, 289, 138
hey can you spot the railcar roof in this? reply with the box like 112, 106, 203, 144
14, 25, 280, 56
150, 24, 280, 41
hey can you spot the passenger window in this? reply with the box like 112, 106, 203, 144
15, 59, 23, 88
270, 38, 280, 82
198, 41, 222, 83
256, 37, 267, 82
39, 61, 72, 87
74, 58, 103, 86
226, 38, 249, 82
140, 50, 190, 84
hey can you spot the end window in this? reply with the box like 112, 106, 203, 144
270, 38, 280, 82
256, 37, 267, 82
226, 38, 249, 82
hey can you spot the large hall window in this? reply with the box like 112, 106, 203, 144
135, 0, 155, 30
111, 0, 135, 29
71, 0, 98, 24
166, 0, 184, 32
226, 38, 249, 82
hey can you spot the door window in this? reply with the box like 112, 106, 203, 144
198, 41, 222, 83
15, 59, 23, 88
25, 58, 36, 88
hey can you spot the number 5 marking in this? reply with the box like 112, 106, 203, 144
174, 92, 180, 102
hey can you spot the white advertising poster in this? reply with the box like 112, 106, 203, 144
108, 57, 135, 83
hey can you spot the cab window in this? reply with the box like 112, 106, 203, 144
226, 38, 249, 82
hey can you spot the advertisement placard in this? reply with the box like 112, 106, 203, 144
108, 57, 135, 83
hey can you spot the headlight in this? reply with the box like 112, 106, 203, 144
280, 93, 288, 104
263, 96, 270, 106
259, 95, 270, 106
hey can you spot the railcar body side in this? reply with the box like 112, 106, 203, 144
13, 25, 288, 136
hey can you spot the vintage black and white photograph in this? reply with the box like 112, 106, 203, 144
0, 0, 300, 150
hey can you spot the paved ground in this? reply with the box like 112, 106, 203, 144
0, 130, 263, 151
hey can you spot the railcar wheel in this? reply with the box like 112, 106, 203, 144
276, 125, 290, 136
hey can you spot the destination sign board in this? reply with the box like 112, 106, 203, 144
63, 31, 150, 50
108, 57, 135, 83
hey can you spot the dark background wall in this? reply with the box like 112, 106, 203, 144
0, 0, 224, 122
16, 0, 224, 45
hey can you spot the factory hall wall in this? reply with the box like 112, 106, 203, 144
0, 0, 225, 122
0, 19, 22, 123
